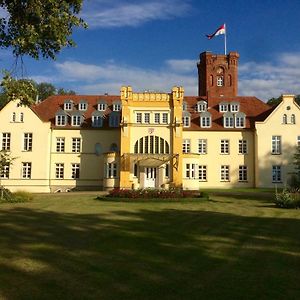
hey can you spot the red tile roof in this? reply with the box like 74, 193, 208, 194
31, 94, 120, 129
183, 96, 273, 130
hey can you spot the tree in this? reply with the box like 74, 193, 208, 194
267, 95, 300, 106
57, 88, 76, 95
37, 82, 56, 100
0, 0, 87, 59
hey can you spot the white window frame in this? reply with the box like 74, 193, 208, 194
238, 140, 248, 154
231, 104, 239, 112
106, 163, 117, 178
23, 133, 33, 151
239, 165, 248, 182
71, 115, 82, 126
144, 113, 150, 124
79, 102, 87, 111
186, 163, 196, 179
217, 76, 224, 87
136, 113, 142, 123
198, 165, 207, 181
219, 104, 228, 112
224, 116, 234, 128
271, 136, 281, 154
220, 165, 230, 182
64, 102, 73, 111
182, 116, 190, 128
162, 113, 168, 124
2, 133, 11, 151
72, 138, 81, 153
113, 103, 121, 111
22, 162, 32, 179
98, 103, 106, 111
235, 115, 246, 128
71, 163, 80, 179
182, 139, 191, 153
56, 137, 65, 152
220, 139, 229, 154
198, 139, 207, 154
0, 164, 10, 179
56, 115, 67, 126
55, 163, 64, 179
201, 116, 211, 128
154, 113, 160, 124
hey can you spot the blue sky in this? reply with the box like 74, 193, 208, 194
1, 0, 300, 101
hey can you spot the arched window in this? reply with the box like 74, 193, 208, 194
217, 76, 224, 87
223, 112, 234, 128
283, 114, 287, 124
200, 112, 211, 128
182, 111, 191, 127
235, 112, 246, 128
134, 136, 169, 154
196, 101, 207, 112
110, 143, 119, 152
291, 114, 296, 124
210, 75, 214, 86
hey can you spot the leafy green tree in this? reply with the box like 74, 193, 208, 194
0, 0, 86, 59
267, 95, 300, 106
57, 88, 76, 95
37, 82, 56, 100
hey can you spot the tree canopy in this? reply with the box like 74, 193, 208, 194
0, 0, 86, 59
267, 95, 300, 106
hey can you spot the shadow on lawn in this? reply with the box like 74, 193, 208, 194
0, 205, 299, 300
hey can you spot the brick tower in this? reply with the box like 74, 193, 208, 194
197, 51, 239, 97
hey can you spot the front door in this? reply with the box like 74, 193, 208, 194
144, 167, 157, 188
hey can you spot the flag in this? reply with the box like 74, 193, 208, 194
206, 24, 226, 40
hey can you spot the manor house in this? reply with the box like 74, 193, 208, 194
0, 51, 299, 192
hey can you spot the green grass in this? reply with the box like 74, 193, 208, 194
0, 191, 300, 299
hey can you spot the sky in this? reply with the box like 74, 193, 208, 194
1, 0, 300, 101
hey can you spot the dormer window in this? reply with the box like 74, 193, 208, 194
109, 112, 120, 127
230, 102, 239, 112
113, 101, 121, 112
182, 112, 191, 128
235, 112, 246, 128
200, 112, 211, 128
97, 100, 107, 111
79, 100, 88, 111
197, 101, 207, 112
223, 112, 234, 128
182, 102, 188, 111
92, 111, 104, 128
55, 110, 68, 126
219, 102, 228, 112
64, 100, 73, 111
71, 113, 83, 126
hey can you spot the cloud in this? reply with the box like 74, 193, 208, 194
82, 0, 191, 28
165, 59, 196, 73
239, 52, 300, 100
53, 59, 198, 95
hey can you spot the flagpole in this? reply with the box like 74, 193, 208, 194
224, 23, 227, 55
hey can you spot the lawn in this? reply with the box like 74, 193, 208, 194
0, 191, 299, 300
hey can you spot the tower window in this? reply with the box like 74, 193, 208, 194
217, 76, 224, 86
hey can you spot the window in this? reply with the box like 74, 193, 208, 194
182, 102, 187, 111
22, 162, 32, 179
0, 164, 10, 179
239, 140, 247, 154
110, 143, 118, 152
144, 113, 150, 124
272, 136, 281, 154
154, 113, 160, 124
71, 115, 82, 126
239, 165, 248, 182
200, 112, 211, 128
182, 116, 190, 127
12, 112, 16, 122
186, 163, 196, 179
64, 101, 73, 110
23, 133, 33, 151
79, 101, 87, 111
291, 114, 296, 124
235, 113, 246, 128
72, 138, 81, 153
198, 139, 207, 154
219, 103, 228, 112
162, 113, 168, 124
113, 103, 121, 111
20, 112, 24, 122
165, 164, 169, 178
134, 136, 169, 154
220, 165, 230, 181
71, 163, 80, 179
109, 113, 120, 127
136, 113, 142, 123
230, 103, 239, 112
182, 139, 191, 153
217, 76, 224, 86
55, 163, 64, 179
56, 114, 67, 126
197, 101, 207, 112
198, 165, 207, 181
2, 133, 11, 151
92, 115, 103, 127
283, 114, 287, 124
223, 113, 234, 128
133, 164, 138, 177
272, 165, 282, 182
106, 163, 117, 178
220, 139, 229, 154
297, 136, 300, 147
98, 102, 106, 111
56, 138, 65, 152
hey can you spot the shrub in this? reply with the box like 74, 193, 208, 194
13, 191, 34, 203
0, 188, 33, 203
274, 189, 300, 209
